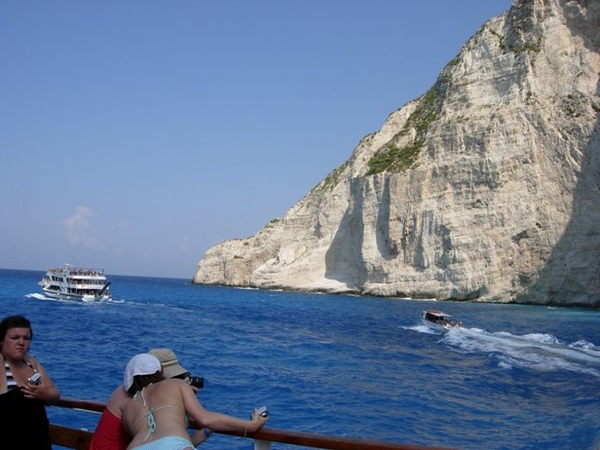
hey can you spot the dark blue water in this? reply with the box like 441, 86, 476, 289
1, 268, 599, 450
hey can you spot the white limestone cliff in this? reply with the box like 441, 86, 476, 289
193, 0, 600, 307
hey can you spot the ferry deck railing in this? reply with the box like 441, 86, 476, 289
51, 397, 457, 450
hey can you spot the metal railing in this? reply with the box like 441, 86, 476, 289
51, 397, 457, 450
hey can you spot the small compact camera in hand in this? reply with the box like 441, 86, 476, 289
189, 376, 204, 390
28, 373, 41, 385
253, 406, 269, 418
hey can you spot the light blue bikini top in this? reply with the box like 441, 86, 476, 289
132, 386, 187, 443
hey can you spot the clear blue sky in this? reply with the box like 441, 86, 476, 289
0, 1, 513, 279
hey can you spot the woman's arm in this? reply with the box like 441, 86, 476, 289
189, 427, 211, 446
22, 356, 60, 405
178, 380, 268, 434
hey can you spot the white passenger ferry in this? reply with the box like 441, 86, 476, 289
39, 264, 112, 301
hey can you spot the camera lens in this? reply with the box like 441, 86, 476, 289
189, 376, 204, 389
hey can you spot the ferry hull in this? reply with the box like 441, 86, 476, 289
41, 289, 112, 302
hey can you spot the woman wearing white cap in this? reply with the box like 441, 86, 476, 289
90, 349, 207, 450
121, 353, 268, 450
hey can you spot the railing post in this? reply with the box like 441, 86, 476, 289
254, 439, 271, 450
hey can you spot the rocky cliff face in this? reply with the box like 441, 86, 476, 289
193, 0, 600, 307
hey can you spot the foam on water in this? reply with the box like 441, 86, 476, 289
401, 324, 440, 334
441, 326, 600, 377
25, 292, 125, 305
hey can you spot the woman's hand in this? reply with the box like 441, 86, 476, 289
19, 380, 41, 399
19, 378, 60, 405
248, 408, 269, 432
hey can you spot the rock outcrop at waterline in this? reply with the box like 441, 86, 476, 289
193, 0, 600, 307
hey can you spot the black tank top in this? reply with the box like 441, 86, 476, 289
0, 372, 51, 449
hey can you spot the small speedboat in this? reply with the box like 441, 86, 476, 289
420, 309, 462, 331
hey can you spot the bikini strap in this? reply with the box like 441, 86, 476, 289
140, 387, 148, 407
132, 387, 155, 443
23, 358, 38, 374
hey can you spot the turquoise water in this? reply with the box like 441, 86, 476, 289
1, 268, 599, 450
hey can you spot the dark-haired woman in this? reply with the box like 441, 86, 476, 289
121, 353, 268, 450
0, 314, 60, 449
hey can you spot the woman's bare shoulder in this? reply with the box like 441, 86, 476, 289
23, 354, 41, 368
164, 378, 187, 385
160, 378, 190, 391
163, 378, 191, 396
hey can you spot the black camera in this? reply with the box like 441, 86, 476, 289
189, 376, 204, 389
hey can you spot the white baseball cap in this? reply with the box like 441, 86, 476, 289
123, 353, 161, 391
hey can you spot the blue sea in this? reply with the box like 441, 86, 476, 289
1, 268, 599, 450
